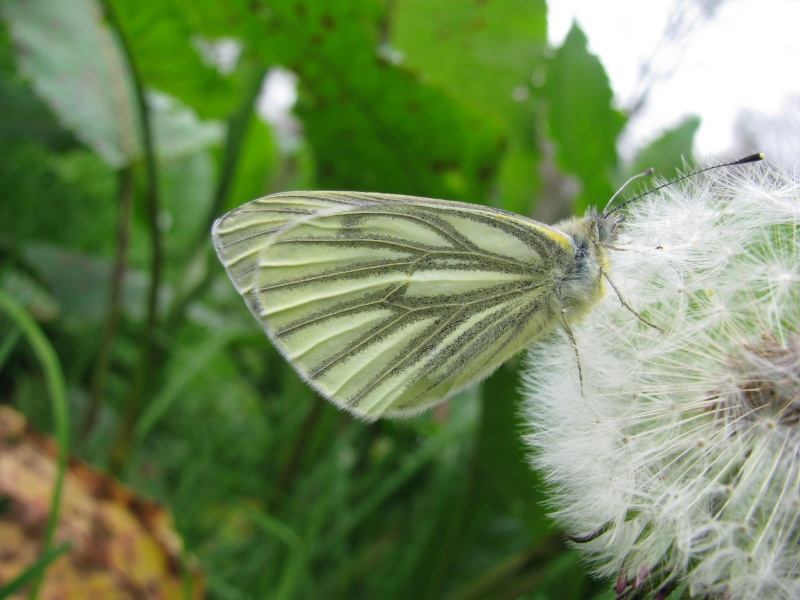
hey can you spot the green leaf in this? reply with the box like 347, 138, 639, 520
390, 0, 547, 128
2, 0, 222, 169
0, 19, 73, 148
159, 148, 217, 263
544, 23, 626, 211
496, 138, 544, 216
247, 0, 505, 201
108, 0, 238, 119
627, 116, 700, 180
150, 91, 224, 160
138, 0, 510, 201
0, 77, 73, 147
297, 61, 503, 200
389, 0, 548, 214
19, 242, 149, 323
224, 117, 279, 208
1, 0, 140, 167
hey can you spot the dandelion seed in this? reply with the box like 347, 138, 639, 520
524, 160, 800, 600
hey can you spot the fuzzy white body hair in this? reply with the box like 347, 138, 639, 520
555, 209, 618, 321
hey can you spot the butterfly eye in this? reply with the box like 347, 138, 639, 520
598, 221, 610, 242
595, 214, 622, 244
592, 218, 606, 242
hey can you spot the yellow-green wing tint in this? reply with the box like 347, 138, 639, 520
212, 194, 356, 313
213, 192, 576, 419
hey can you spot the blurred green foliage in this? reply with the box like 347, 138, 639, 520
0, 0, 698, 598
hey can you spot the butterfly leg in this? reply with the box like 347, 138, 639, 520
561, 314, 584, 390
599, 267, 664, 332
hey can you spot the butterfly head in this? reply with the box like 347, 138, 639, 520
554, 208, 623, 255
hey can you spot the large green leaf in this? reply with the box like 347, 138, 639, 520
544, 24, 626, 211
1, 0, 140, 167
0, 24, 74, 149
150, 91, 223, 160
224, 117, 280, 207
108, 0, 238, 119
245, 0, 505, 201
388, 0, 547, 214
18, 242, 149, 323
2, 0, 224, 169
390, 0, 547, 128
154, 0, 509, 201
0, 74, 72, 148
390, 0, 547, 214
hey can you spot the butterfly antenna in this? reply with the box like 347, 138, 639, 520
605, 153, 765, 217
602, 167, 655, 213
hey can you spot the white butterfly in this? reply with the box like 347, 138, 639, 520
212, 191, 621, 420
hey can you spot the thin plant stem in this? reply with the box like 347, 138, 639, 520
99, 0, 164, 473
0, 290, 70, 600
0, 543, 72, 599
82, 166, 134, 439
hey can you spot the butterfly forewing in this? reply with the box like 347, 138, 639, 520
213, 192, 576, 419
212, 194, 360, 312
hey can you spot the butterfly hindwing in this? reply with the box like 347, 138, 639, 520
213, 192, 577, 419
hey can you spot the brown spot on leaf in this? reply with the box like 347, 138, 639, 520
478, 165, 495, 182
430, 160, 458, 173
470, 16, 487, 30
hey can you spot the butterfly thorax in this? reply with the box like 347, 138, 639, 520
554, 209, 620, 322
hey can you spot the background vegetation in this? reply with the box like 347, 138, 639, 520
0, 0, 699, 598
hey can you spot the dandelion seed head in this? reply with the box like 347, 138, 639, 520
524, 161, 800, 599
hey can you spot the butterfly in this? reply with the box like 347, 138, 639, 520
211, 191, 624, 420
211, 156, 764, 420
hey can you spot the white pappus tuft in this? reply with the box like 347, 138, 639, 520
523, 159, 800, 599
